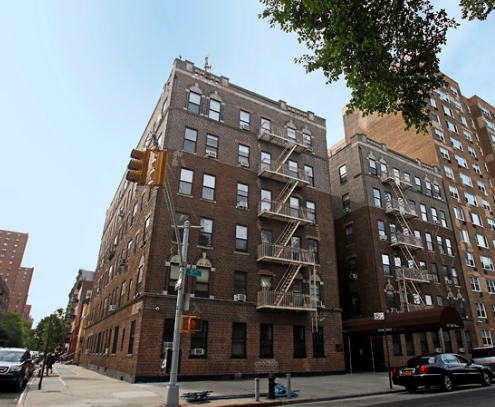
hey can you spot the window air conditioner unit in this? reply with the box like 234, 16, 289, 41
389, 307, 398, 313
118, 210, 124, 217
458, 347, 465, 353
434, 348, 442, 353
239, 161, 249, 167
205, 151, 217, 159
379, 234, 388, 241
343, 208, 351, 214
306, 146, 314, 153
314, 300, 323, 308
191, 348, 205, 356
85, 349, 89, 355
434, 220, 441, 225
139, 240, 146, 248
104, 348, 109, 355
234, 294, 246, 302
240, 123, 250, 131
237, 202, 248, 209
349, 273, 358, 280
134, 292, 141, 299
446, 279, 452, 284
109, 305, 116, 312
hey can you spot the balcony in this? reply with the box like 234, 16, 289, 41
381, 174, 413, 190
390, 233, 423, 250
385, 199, 417, 219
396, 267, 431, 284
258, 162, 310, 187
258, 130, 308, 153
257, 243, 315, 266
257, 290, 318, 311
400, 303, 434, 312
258, 200, 314, 225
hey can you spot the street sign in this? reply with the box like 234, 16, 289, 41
174, 279, 182, 291
374, 312, 385, 320
186, 268, 202, 277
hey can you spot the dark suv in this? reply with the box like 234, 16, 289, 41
0, 348, 33, 391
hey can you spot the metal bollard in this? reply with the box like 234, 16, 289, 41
267, 373, 276, 399
286, 373, 291, 398
255, 378, 260, 401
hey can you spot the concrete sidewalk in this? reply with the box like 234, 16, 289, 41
19, 364, 402, 407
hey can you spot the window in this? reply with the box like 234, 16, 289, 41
449, 186, 459, 200
260, 151, 271, 171
239, 110, 250, 129
481, 255, 494, 271
287, 127, 297, 145
339, 165, 347, 183
473, 163, 482, 174
127, 320, 136, 355
447, 122, 459, 134
482, 330, 493, 346
380, 163, 388, 177
431, 207, 438, 223
438, 90, 449, 101
429, 97, 437, 107
195, 267, 210, 298
377, 220, 386, 236
476, 302, 487, 319
487, 279, 495, 294
208, 99, 221, 120
238, 145, 249, 166
455, 155, 468, 168
470, 276, 481, 291
179, 168, 194, 195
348, 257, 357, 275
406, 333, 415, 356
460, 173, 473, 187
198, 218, 213, 247
437, 296, 444, 307
369, 158, 377, 175
312, 327, 325, 358
305, 165, 314, 187
488, 219, 495, 231
342, 194, 350, 211
260, 275, 272, 290
435, 128, 445, 142
442, 105, 453, 117
307, 201, 316, 223
444, 166, 454, 179
478, 180, 487, 195
454, 206, 465, 220
454, 100, 463, 111
202, 174, 216, 200
190, 320, 208, 356
463, 129, 471, 140
439, 210, 447, 227
303, 132, 312, 149
288, 160, 298, 178
445, 238, 453, 256
206, 134, 218, 156
351, 293, 361, 316
472, 212, 483, 226
183, 127, 198, 152
476, 233, 489, 248
237, 183, 248, 208
261, 189, 271, 211
382, 254, 391, 275
431, 263, 439, 283
465, 192, 478, 206
373, 188, 382, 207
437, 236, 445, 254
261, 118, 271, 133
452, 268, 460, 286
308, 239, 319, 264
420, 332, 429, 354
468, 145, 477, 158
465, 252, 475, 267
443, 331, 452, 353
482, 199, 491, 211
293, 326, 306, 358
188, 91, 201, 114
235, 225, 248, 252
345, 225, 354, 245
112, 326, 119, 354
260, 324, 273, 358
425, 294, 433, 306
420, 204, 428, 221
431, 112, 440, 124
439, 147, 450, 160
232, 323, 247, 358
392, 334, 402, 356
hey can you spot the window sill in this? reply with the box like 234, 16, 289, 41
234, 251, 249, 256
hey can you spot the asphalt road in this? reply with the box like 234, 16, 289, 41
0, 383, 23, 407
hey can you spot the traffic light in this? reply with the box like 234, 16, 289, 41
126, 149, 150, 185
148, 149, 168, 188
181, 316, 202, 333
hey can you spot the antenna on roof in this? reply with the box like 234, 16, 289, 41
205, 55, 213, 72
178, 52, 182, 60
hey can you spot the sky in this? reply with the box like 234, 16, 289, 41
1, 1, 494, 327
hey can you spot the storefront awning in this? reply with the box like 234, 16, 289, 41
343, 306, 464, 336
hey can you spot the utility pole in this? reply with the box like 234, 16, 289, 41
38, 314, 53, 389
165, 220, 201, 407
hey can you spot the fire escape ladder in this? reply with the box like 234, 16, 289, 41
274, 263, 303, 305
275, 144, 297, 167
276, 180, 298, 207
275, 220, 300, 248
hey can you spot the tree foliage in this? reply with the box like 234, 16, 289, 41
0, 312, 34, 348
259, 0, 492, 133
33, 308, 66, 352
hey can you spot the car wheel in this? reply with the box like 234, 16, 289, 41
440, 374, 454, 392
481, 371, 491, 386
405, 385, 417, 393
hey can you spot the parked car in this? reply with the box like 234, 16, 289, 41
472, 345, 495, 373
0, 348, 34, 391
392, 353, 492, 393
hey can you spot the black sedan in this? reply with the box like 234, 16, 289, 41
392, 353, 492, 393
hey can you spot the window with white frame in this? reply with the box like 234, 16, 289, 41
476, 233, 489, 248
452, 268, 460, 285
471, 212, 483, 226
482, 329, 493, 345
339, 165, 347, 183
463, 129, 471, 140
478, 180, 487, 195
454, 206, 465, 220
450, 86, 458, 96
449, 186, 460, 200
473, 163, 482, 174
444, 166, 454, 179
183, 127, 198, 152
179, 168, 194, 195
238, 145, 250, 166
460, 173, 473, 187
434, 184, 442, 199
487, 279, 495, 294
431, 207, 438, 223
447, 122, 459, 134
488, 218, 495, 231
435, 128, 445, 142
429, 97, 436, 107
465, 192, 478, 206
454, 100, 463, 111
437, 236, 445, 253
468, 145, 477, 157
431, 112, 441, 124
414, 177, 422, 192
425, 181, 433, 196
439, 148, 449, 161
460, 116, 468, 127
420, 204, 428, 221
373, 188, 382, 207
481, 105, 491, 116
438, 90, 450, 102
261, 118, 271, 133
208, 98, 221, 121
481, 255, 494, 271
445, 238, 453, 256
442, 105, 454, 117
240, 110, 250, 129
465, 252, 475, 267
455, 155, 468, 168
482, 199, 491, 211
459, 228, 470, 243
477, 303, 488, 319
188, 91, 201, 114
202, 174, 216, 200
485, 119, 495, 130
235, 225, 248, 252
425, 233, 433, 251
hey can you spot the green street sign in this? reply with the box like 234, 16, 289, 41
186, 268, 202, 277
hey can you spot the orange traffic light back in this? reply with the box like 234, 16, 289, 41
126, 149, 150, 185
148, 149, 168, 188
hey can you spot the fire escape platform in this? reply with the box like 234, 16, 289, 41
258, 202, 314, 226
256, 290, 318, 311
381, 175, 412, 190
258, 131, 308, 153
257, 244, 315, 266
390, 235, 423, 250
258, 167, 310, 187
396, 267, 432, 284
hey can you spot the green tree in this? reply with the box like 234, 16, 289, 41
0, 312, 33, 348
259, 0, 493, 133
33, 308, 66, 352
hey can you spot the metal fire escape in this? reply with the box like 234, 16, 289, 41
256, 129, 317, 311
382, 171, 432, 312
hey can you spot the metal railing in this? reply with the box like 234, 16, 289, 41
257, 243, 315, 265
257, 290, 318, 310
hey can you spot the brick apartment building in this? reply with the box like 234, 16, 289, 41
342, 76, 495, 349
0, 277, 10, 318
65, 269, 94, 356
0, 229, 33, 319
328, 133, 476, 371
78, 59, 344, 382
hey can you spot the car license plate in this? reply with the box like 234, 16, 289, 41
402, 370, 413, 375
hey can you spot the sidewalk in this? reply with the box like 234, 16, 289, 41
20, 364, 402, 407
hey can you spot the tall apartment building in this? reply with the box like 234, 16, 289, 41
0, 277, 10, 318
343, 76, 495, 348
78, 59, 344, 382
0, 229, 33, 318
328, 133, 475, 371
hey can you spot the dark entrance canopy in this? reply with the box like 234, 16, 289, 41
343, 306, 464, 336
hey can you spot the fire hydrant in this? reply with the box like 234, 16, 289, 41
268, 373, 276, 399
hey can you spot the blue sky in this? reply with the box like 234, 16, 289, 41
1, 1, 494, 326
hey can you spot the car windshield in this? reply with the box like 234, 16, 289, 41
406, 356, 434, 366
0, 351, 24, 362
